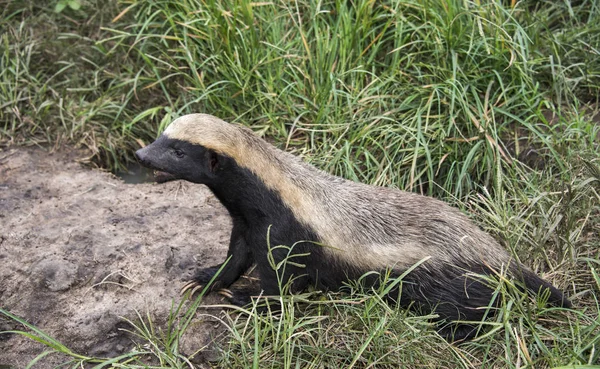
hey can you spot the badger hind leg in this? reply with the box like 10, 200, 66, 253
394, 267, 497, 341
437, 323, 480, 342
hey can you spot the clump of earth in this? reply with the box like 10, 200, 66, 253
0, 147, 234, 367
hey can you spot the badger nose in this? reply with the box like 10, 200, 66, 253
135, 148, 147, 164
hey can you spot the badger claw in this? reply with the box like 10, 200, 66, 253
189, 283, 205, 297
218, 288, 234, 299
180, 281, 200, 296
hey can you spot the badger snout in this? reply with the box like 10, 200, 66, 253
135, 145, 178, 183
134, 146, 158, 171
135, 147, 151, 167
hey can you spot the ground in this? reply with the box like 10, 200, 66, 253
0, 147, 232, 367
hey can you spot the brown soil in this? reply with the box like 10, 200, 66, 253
0, 147, 232, 367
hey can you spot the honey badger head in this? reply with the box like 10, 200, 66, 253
134, 135, 216, 184
134, 114, 238, 184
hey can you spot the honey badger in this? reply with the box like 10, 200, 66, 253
135, 113, 571, 340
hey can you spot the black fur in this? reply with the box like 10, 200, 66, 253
136, 135, 570, 341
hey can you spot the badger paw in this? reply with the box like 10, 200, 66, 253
217, 288, 253, 306
180, 266, 223, 296
181, 280, 215, 297
192, 266, 222, 285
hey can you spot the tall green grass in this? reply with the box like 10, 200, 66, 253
1, 0, 598, 193
101, 0, 543, 197
94, 0, 600, 196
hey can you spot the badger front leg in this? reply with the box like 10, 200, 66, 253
182, 220, 253, 297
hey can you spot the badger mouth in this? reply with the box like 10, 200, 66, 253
135, 152, 179, 183
153, 170, 178, 183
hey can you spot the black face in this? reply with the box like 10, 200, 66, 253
135, 135, 220, 184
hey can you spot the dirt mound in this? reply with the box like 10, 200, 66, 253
0, 147, 231, 367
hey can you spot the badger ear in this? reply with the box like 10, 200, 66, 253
207, 150, 219, 172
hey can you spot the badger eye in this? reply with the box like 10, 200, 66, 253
173, 149, 185, 158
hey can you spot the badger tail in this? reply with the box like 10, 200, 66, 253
519, 267, 572, 308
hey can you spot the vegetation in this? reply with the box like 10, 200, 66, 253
1, 0, 599, 368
